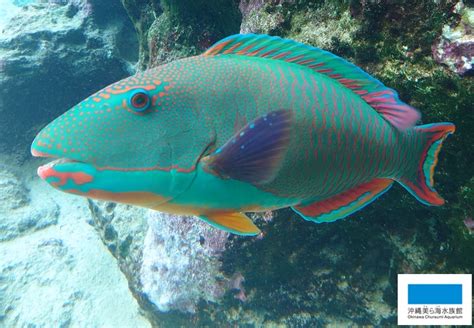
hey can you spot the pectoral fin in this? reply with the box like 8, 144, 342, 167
203, 110, 293, 185
199, 212, 261, 236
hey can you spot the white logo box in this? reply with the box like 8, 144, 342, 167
398, 274, 472, 326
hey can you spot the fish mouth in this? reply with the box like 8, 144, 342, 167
31, 146, 178, 208
31, 148, 97, 187
36, 158, 90, 180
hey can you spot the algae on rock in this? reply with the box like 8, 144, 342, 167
433, 1, 474, 75
121, 0, 241, 69
141, 211, 230, 313
240, 1, 360, 51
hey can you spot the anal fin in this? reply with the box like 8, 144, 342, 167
292, 178, 393, 223
199, 212, 261, 236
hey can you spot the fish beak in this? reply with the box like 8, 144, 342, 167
35, 157, 97, 192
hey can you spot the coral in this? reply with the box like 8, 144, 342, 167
140, 211, 230, 313
432, 1, 474, 75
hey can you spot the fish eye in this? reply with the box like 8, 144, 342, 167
129, 89, 150, 112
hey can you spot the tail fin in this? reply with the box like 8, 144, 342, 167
399, 123, 455, 206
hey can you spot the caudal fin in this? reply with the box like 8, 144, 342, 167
399, 123, 455, 206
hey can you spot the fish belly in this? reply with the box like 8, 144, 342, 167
165, 166, 301, 213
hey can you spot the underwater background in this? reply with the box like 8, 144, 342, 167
0, 0, 473, 326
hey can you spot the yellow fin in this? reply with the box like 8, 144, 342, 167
199, 212, 261, 236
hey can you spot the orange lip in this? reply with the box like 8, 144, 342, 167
31, 148, 55, 158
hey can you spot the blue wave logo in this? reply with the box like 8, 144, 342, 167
408, 284, 462, 305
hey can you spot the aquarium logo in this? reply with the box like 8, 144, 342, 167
398, 274, 472, 325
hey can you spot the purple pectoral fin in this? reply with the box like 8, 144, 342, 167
203, 110, 293, 185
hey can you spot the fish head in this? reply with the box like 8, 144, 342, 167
31, 69, 215, 207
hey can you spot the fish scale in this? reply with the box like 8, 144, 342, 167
140, 54, 414, 198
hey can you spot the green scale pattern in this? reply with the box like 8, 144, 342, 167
152, 54, 423, 200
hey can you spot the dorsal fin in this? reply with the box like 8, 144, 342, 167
204, 34, 420, 130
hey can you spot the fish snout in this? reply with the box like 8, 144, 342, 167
31, 105, 98, 163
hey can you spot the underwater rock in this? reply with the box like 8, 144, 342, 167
140, 211, 230, 313
0, 160, 59, 242
87, 201, 259, 316
0, 164, 29, 210
432, 1, 474, 75
86, 200, 148, 296
88, 203, 238, 314
0, 0, 137, 156
0, 231, 149, 328
0, 156, 150, 327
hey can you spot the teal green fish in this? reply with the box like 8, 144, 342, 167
31, 34, 455, 235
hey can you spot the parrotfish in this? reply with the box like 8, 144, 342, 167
31, 34, 455, 236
